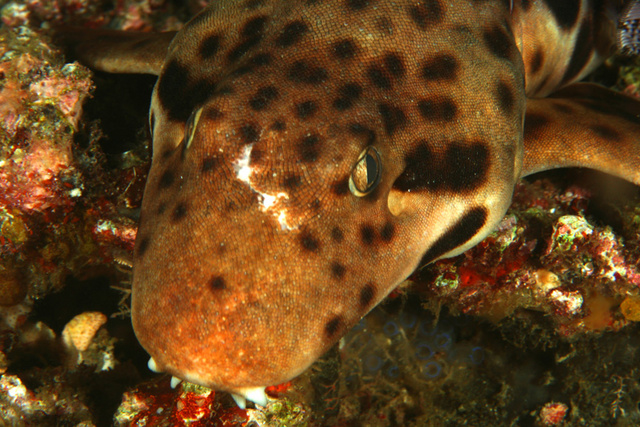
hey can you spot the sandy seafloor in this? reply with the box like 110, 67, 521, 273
1, 0, 640, 425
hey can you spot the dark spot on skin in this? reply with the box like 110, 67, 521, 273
384, 53, 406, 77
530, 48, 544, 74
367, 66, 391, 89
276, 20, 309, 47
360, 224, 376, 245
551, 101, 575, 115
250, 52, 272, 66
310, 198, 322, 211
576, 96, 640, 125
130, 38, 154, 52
332, 39, 358, 59
422, 54, 459, 81
376, 16, 395, 36
409, 1, 444, 29
333, 82, 362, 110
420, 206, 488, 265
300, 232, 320, 252
271, 120, 286, 131
204, 107, 224, 121
232, 52, 273, 76
378, 103, 407, 135
417, 98, 457, 121
209, 276, 226, 291
233, 66, 254, 77
346, 0, 372, 10
242, 15, 268, 38
157, 60, 218, 122
172, 202, 188, 222
393, 141, 490, 192
496, 80, 515, 115
561, 22, 592, 85
283, 174, 301, 189
244, 0, 264, 9
199, 34, 221, 59
299, 134, 320, 162
202, 157, 217, 173
249, 86, 279, 110
239, 124, 260, 143
523, 113, 550, 140
225, 201, 239, 212
359, 283, 375, 308
325, 315, 342, 337
348, 123, 376, 144
158, 170, 175, 189
331, 262, 346, 279
590, 124, 622, 142
217, 84, 234, 95
161, 148, 174, 160
331, 227, 344, 242
288, 60, 329, 84
366, 53, 406, 89
332, 176, 350, 195
227, 15, 269, 62
250, 146, 264, 163
157, 60, 188, 114
544, 0, 580, 30
381, 222, 395, 242
136, 237, 149, 257
296, 100, 318, 119
483, 24, 514, 61
157, 203, 167, 215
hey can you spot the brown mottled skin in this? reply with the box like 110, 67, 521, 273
63, 0, 640, 397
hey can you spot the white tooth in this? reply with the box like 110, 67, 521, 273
231, 393, 247, 409
147, 358, 160, 373
238, 386, 268, 407
170, 376, 182, 389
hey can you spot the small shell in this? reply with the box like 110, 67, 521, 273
62, 311, 107, 352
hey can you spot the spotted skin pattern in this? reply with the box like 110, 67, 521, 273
65, 0, 640, 397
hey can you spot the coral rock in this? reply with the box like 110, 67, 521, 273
61, 311, 107, 353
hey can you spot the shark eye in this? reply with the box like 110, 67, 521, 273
349, 146, 381, 197
184, 107, 203, 150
